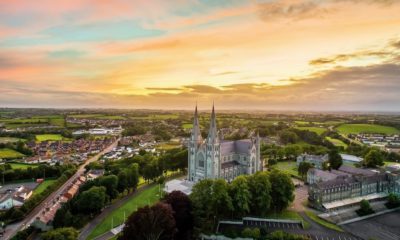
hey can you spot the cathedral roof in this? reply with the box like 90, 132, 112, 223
220, 139, 252, 155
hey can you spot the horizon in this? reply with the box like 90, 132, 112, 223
1, 0, 400, 110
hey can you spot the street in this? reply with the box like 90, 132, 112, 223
2, 138, 119, 240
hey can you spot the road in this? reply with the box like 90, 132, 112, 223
2, 138, 119, 240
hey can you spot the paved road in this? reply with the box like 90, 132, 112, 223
78, 183, 155, 240
2, 139, 119, 240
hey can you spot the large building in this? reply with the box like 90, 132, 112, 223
188, 104, 262, 182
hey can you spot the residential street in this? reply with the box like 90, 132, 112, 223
2, 139, 119, 240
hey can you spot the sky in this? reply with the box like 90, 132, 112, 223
1, 0, 400, 111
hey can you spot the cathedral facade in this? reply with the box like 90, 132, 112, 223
188, 104, 262, 182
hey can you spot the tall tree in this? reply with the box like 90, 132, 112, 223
211, 179, 233, 218
247, 172, 272, 216
117, 170, 129, 193
298, 161, 313, 179
229, 176, 251, 217
364, 149, 384, 168
163, 191, 194, 240
99, 175, 119, 200
41, 227, 79, 240
74, 186, 107, 214
328, 150, 343, 170
119, 203, 176, 240
269, 170, 295, 212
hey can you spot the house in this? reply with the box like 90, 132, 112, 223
0, 186, 33, 210
86, 169, 105, 181
297, 154, 328, 169
340, 154, 363, 164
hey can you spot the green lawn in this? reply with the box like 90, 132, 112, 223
182, 123, 193, 129
295, 127, 327, 135
33, 179, 57, 196
131, 114, 179, 120
35, 134, 66, 142
0, 137, 25, 144
0, 148, 25, 159
337, 124, 400, 135
87, 185, 161, 240
272, 161, 299, 178
266, 210, 303, 221
157, 142, 182, 150
9, 162, 38, 170
305, 211, 343, 232
325, 137, 347, 148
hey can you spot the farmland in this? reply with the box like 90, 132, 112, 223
9, 162, 38, 170
35, 134, 68, 142
295, 126, 327, 135
0, 137, 25, 144
325, 137, 348, 148
337, 124, 400, 135
0, 148, 25, 159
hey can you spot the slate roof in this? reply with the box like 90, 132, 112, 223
220, 139, 252, 155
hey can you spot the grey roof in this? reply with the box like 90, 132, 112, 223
309, 168, 339, 179
338, 165, 376, 176
220, 139, 252, 155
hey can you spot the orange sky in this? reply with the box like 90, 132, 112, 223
1, 0, 400, 111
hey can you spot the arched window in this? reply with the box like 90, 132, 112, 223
197, 153, 205, 168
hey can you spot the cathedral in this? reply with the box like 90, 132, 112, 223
188, 104, 262, 182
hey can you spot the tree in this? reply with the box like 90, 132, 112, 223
298, 161, 313, 179
386, 193, 400, 209
269, 170, 295, 212
119, 203, 176, 240
74, 186, 107, 214
127, 163, 139, 192
99, 175, 119, 200
356, 199, 374, 216
41, 227, 79, 240
328, 150, 343, 170
117, 170, 129, 193
364, 149, 384, 168
241, 227, 260, 239
267, 230, 308, 240
247, 172, 271, 216
279, 130, 298, 144
229, 176, 251, 217
163, 191, 194, 240
211, 179, 233, 218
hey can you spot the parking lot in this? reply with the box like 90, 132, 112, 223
243, 219, 303, 230
342, 210, 400, 240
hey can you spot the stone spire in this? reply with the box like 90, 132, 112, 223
192, 103, 202, 145
207, 102, 218, 142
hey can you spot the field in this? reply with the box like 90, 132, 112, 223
0, 137, 25, 143
131, 114, 179, 120
32, 179, 57, 196
182, 123, 193, 129
272, 161, 299, 178
325, 137, 347, 148
337, 124, 400, 135
157, 142, 182, 150
87, 185, 161, 239
295, 126, 327, 135
69, 114, 126, 120
35, 134, 66, 142
0, 148, 25, 159
9, 162, 38, 170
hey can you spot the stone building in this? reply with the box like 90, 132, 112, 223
188, 104, 262, 182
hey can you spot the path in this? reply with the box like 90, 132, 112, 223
78, 183, 155, 240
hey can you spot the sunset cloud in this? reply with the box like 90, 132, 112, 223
1, 0, 400, 111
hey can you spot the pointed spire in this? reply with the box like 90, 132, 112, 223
208, 102, 218, 142
192, 103, 202, 145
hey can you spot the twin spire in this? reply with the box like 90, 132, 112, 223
192, 103, 218, 143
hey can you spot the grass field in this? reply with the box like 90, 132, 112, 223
0, 148, 25, 159
182, 123, 193, 129
157, 142, 182, 150
295, 126, 327, 135
87, 185, 161, 239
266, 210, 303, 221
35, 134, 66, 142
33, 179, 57, 196
9, 162, 38, 170
131, 114, 179, 120
272, 161, 299, 178
0, 137, 25, 143
337, 124, 400, 135
305, 211, 343, 232
325, 137, 347, 148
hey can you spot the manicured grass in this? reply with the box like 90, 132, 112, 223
49, 118, 65, 127
325, 137, 347, 148
0, 148, 25, 159
9, 162, 38, 170
272, 161, 300, 178
337, 124, 400, 135
87, 185, 161, 240
33, 179, 57, 196
0, 137, 25, 144
182, 123, 193, 129
157, 142, 182, 150
266, 210, 303, 221
295, 126, 327, 135
305, 211, 343, 232
35, 134, 66, 142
